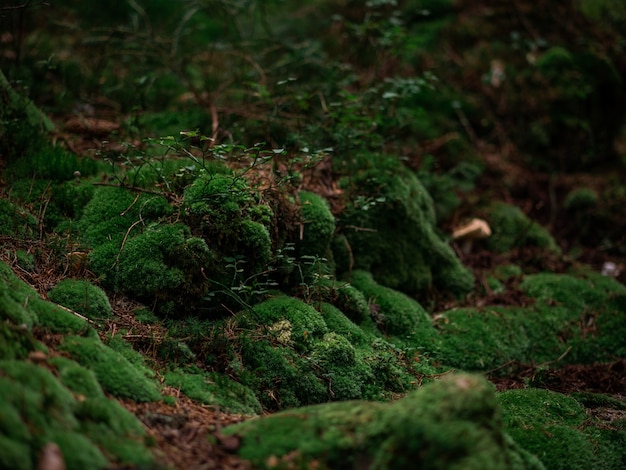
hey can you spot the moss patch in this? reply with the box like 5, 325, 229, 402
48, 279, 113, 320
226, 373, 543, 469
58, 335, 161, 402
164, 369, 262, 415
336, 157, 474, 297
500, 388, 626, 469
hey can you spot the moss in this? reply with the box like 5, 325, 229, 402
226, 373, 543, 469
0, 436, 31, 470
500, 388, 626, 470
15, 249, 35, 272
48, 279, 113, 320
484, 202, 560, 254
105, 335, 156, 380
319, 303, 371, 346
79, 186, 171, 247
164, 369, 262, 415
245, 296, 328, 353
330, 282, 370, 324
297, 191, 336, 259
336, 158, 473, 297
0, 321, 39, 360
29, 296, 94, 336
76, 397, 153, 466
310, 332, 373, 401
0, 361, 78, 434
49, 356, 105, 398
58, 336, 161, 402
520, 272, 626, 362
0, 197, 38, 237
93, 222, 215, 315
238, 336, 328, 410
564, 188, 598, 211
44, 430, 109, 470
349, 270, 436, 343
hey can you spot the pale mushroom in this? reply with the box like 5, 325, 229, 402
452, 218, 491, 254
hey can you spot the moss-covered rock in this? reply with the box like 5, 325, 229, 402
48, 279, 113, 320
58, 335, 161, 402
297, 191, 336, 259
435, 271, 626, 370
164, 368, 262, 415
349, 270, 436, 344
500, 388, 626, 469
0, 260, 94, 336
225, 373, 543, 469
484, 202, 560, 254
0, 358, 152, 470
336, 157, 474, 297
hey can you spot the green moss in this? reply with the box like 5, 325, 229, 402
298, 191, 336, 259
0, 436, 31, 470
15, 249, 35, 272
330, 282, 370, 324
246, 296, 328, 352
29, 296, 94, 336
319, 303, 371, 346
485, 202, 560, 254
0, 197, 37, 237
49, 356, 105, 398
48, 279, 113, 320
79, 186, 171, 247
0, 361, 78, 433
238, 336, 328, 410
0, 322, 39, 360
564, 188, 598, 211
226, 373, 543, 469
336, 157, 473, 297
44, 430, 109, 470
500, 388, 626, 469
520, 272, 626, 362
92, 222, 214, 315
58, 336, 161, 402
349, 270, 436, 344
164, 369, 262, 415
76, 397, 153, 466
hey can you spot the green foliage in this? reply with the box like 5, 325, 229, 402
58, 335, 161, 402
484, 202, 560, 254
226, 374, 543, 469
48, 279, 113, 320
336, 156, 474, 297
50, 356, 105, 398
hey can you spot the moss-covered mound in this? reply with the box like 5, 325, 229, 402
335, 156, 474, 298
484, 202, 560, 254
225, 373, 543, 469
0, 262, 156, 469
500, 388, 626, 470
48, 279, 113, 320
434, 271, 626, 370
